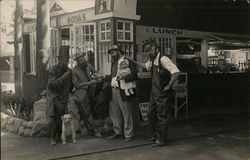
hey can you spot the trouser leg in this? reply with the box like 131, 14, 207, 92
155, 90, 174, 144
147, 94, 157, 138
48, 116, 56, 140
117, 94, 134, 138
109, 88, 123, 135
76, 100, 95, 131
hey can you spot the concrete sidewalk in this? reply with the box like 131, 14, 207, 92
1, 112, 249, 160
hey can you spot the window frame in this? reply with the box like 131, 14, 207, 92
116, 20, 133, 42
99, 20, 111, 42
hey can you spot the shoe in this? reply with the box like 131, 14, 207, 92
94, 132, 103, 138
151, 139, 166, 147
108, 134, 122, 139
125, 137, 133, 142
50, 139, 57, 146
147, 137, 156, 141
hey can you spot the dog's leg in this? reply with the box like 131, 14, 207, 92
61, 123, 66, 144
71, 121, 76, 143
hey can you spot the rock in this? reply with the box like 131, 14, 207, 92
6, 124, 14, 132
33, 98, 47, 122
18, 126, 25, 136
104, 117, 112, 126
36, 130, 49, 137
22, 120, 29, 128
102, 124, 113, 133
94, 119, 104, 127
27, 121, 34, 128
31, 122, 46, 136
13, 119, 23, 133
23, 128, 32, 137
1, 117, 9, 129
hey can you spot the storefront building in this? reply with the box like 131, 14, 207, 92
22, 0, 250, 105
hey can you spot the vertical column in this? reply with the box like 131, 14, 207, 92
201, 38, 208, 68
36, 0, 50, 98
14, 0, 23, 96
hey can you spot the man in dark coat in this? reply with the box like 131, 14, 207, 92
106, 45, 138, 142
46, 46, 73, 146
72, 52, 102, 137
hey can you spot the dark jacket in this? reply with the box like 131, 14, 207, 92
107, 58, 138, 101
46, 65, 73, 116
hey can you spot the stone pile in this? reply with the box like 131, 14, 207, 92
1, 113, 50, 137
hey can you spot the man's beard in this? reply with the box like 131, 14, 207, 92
80, 61, 88, 70
111, 55, 119, 62
148, 52, 157, 61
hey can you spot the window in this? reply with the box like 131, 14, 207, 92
99, 20, 111, 42
50, 28, 59, 65
24, 32, 36, 75
117, 20, 133, 42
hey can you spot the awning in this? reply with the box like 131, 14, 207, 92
208, 33, 250, 50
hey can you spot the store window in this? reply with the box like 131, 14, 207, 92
50, 28, 59, 65
24, 32, 36, 75
117, 20, 133, 42
99, 20, 111, 42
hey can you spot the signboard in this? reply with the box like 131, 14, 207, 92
137, 26, 206, 38
95, 0, 114, 14
59, 9, 95, 26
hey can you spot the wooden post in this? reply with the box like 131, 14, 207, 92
36, 0, 50, 98
14, 0, 23, 97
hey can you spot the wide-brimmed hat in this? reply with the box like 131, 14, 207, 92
107, 45, 124, 55
57, 46, 70, 58
144, 39, 158, 51
74, 52, 86, 60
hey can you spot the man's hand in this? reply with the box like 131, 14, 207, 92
61, 71, 70, 80
116, 75, 124, 81
163, 84, 171, 91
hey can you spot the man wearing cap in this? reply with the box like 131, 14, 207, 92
133, 39, 180, 147
106, 45, 138, 142
72, 52, 102, 138
46, 46, 73, 146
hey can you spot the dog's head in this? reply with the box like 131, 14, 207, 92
61, 114, 72, 124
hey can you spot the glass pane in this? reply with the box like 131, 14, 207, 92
86, 35, 90, 42
106, 22, 111, 30
107, 32, 111, 40
101, 23, 105, 31
101, 32, 105, 40
85, 26, 89, 34
125, 32, 131, 40
117, 31, 123, 40
90, 25, 94, 34
125, 23, 130, 31
117, 22, 123, 30
90, 35, 94, 42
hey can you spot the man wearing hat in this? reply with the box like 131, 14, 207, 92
71, 52, 102, 138
46, 46, 73, 146
106, 45, 138, 142
132, 39, 180, 146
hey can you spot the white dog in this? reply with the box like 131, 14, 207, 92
61, 114, 76, 144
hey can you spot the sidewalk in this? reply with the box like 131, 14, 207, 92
1, 111, 249, 160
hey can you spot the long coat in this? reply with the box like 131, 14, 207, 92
46, 65, 73, 117
71, 64, 94, 103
